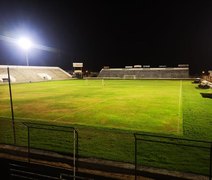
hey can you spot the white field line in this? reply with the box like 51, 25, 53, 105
52, 115, 66, 122
52, 99, 108, 122
0, 115, 74, 126
0, 116, 47, 122
178, 80, 183, 133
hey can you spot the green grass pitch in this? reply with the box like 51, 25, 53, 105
0, 80, 184, 133
0, 79, 212, 175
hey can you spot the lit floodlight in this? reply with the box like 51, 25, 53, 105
0, 34, 60, 66
18, 37, 32, 50
17, 37, 32, 66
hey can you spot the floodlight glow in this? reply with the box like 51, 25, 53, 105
18, 37, 32, 50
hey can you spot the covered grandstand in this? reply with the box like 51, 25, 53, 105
98, 66, 190, 79
0, 65, 72, 83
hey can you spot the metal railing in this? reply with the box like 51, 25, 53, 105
23, 123, 79, 179
134, 133, 212, 180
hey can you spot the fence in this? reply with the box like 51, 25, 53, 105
134, 133, 212, 180
1, 118, 212, 179
23, 122, 78, 178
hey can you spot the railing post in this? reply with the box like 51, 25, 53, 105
27, 126, 30, 163
134, 134, 137, 180
76, 130, 79, 172
210, 143, 212, 180
73, 129, 76, 180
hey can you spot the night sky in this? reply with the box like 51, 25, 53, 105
0, 1, 212, 75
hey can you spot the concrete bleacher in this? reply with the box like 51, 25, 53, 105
98, 67, 190, 79
0, 65, 72, 83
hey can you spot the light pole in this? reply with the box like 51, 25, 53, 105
18, 37, 32, 66
7, 67, 16, 144
25, 50, 29, 66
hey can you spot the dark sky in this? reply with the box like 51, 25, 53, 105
0, 1, 212, 75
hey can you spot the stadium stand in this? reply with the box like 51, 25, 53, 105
0, 65, 72, 83
98, 67, 190, 79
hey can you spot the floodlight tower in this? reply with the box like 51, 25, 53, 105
18, 37, 32, 66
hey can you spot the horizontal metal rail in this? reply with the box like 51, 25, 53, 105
135, 137, 210, 149
134, 133, 211, 144
23, 122, 76, 131
60, 173, 94, 180
10, 168, 60, 179
134, 133, 212, 180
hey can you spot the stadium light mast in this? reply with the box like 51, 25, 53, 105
18, 37, 32, 66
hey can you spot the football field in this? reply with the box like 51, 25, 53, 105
0, 79, 212, 175
0, 79, 184, 134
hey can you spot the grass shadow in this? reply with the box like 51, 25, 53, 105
200, 93, 212, 99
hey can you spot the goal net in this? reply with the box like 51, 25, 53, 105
123, 75, 136, 79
